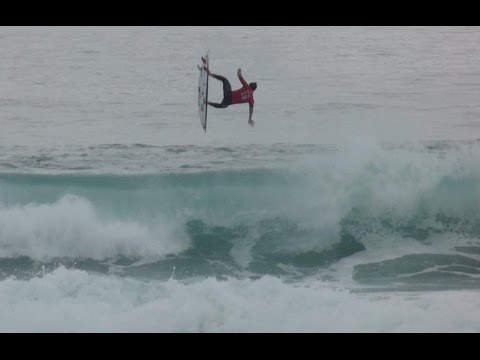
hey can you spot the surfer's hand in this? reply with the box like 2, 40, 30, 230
248, 119, 255, 127
237, 68, 241, 76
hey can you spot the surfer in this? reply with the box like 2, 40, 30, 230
203, 59, 257, 127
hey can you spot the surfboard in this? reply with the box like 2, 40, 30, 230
197, 51, 209, 132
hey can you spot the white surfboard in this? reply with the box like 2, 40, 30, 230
197, 51, 209, 132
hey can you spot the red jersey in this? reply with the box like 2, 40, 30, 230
231, 74, 254, 106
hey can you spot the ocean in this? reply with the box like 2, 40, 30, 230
1, 26, 480, 332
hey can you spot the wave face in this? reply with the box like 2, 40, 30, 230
1, 143, 480, 290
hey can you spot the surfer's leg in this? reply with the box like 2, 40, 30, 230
209, 94, 231, 108
208, 101, 228, 108
213, 75, 232, 95
209, 74, 232, 108
211, 74, 231, 91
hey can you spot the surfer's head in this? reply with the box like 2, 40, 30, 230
249, 82, 257, 91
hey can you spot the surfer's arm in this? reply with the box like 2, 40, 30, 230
237, 68, 248, 87
248, 104, 255, 127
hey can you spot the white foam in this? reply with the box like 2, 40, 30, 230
1, 267, 479, 332
0, 194, 189, 260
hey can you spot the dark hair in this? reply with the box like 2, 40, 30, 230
249, 82, 257, 91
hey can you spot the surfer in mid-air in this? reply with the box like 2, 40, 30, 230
202, 57, 257, 127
